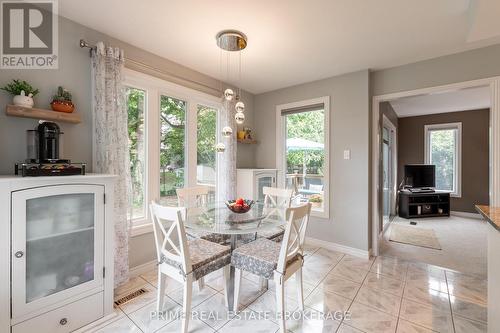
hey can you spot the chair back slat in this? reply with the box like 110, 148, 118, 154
263, 187, 293, 208
176, 186, 209, 207
150, 202, 191, 274
276, 203, 312, 274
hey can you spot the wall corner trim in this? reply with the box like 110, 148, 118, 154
305, 237, 371, 259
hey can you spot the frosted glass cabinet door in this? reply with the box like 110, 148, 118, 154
11, 185, 104, 319
256, 173, 276, 202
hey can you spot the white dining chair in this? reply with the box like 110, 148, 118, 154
257, 186, 294, 242
150, 202, 231, 333
176, 185, 229, 245
231, 203, 312, 332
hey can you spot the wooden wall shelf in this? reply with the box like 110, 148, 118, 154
237, 138, 258, 144
5, 104, 81, 124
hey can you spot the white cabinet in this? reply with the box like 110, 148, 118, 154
0, 175, 115, 333
236, 169, 277, 202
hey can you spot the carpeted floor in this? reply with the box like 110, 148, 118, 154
380, 214, 488, 277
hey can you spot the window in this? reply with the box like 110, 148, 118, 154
425, 122, 462, 196
276, 97, 330, 218
159, 95, 186, 206
126, 87, 146, 219
124, 69, 221, 231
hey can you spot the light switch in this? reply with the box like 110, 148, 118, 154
343, 149, 351, 160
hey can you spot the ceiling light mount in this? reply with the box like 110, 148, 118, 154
216, 30, 247, 51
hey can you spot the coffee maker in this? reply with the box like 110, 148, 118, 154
16, 121, 85, 176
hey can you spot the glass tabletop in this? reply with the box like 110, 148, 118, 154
184, 201, 287, 235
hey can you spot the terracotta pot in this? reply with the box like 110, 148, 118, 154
51, 100, 75, 113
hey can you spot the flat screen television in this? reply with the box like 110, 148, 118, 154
404, 164, 435, 188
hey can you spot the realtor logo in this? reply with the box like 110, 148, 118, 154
1, 0, 58, 69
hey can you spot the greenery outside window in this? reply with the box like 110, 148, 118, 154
125, 69, 221, 232
424, 122, 462, 197
276, 97, 330, 218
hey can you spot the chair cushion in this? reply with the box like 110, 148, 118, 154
185, 228, 230, 244
161, 238, 231, 277
231, 238, 302, 279
257, 226, 285, 242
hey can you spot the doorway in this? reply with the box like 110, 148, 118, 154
371, 77, 500, 262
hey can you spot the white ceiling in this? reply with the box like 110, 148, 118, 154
59, 0, 500, 94
389, 86, 491, 118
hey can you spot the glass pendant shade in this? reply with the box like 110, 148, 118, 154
235, 101, 245, 113
235, 112, 245, 124
222, 126, 233, 137
216, 142, 226, 153
224, 88, 234, 101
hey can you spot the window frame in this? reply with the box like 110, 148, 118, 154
424, 122, 462, 197
275, 96, 330, 219
124, 69, 222, 235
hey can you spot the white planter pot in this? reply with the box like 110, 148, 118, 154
13, 94, 34, 108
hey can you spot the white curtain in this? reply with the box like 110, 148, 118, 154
217, 98, 237, 201
91, 42, 131, 287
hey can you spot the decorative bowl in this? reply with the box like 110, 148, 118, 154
225, 199, 254, 214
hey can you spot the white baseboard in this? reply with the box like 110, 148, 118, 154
306, 237, 371, 259
450, 210, 482, 219
74, 312, 122, 333
129, 260, 157, 278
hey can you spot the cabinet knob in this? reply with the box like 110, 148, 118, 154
14, 251, 23, 258
59, 318, 68, 325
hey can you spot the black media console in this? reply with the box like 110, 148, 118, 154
398, 190, 450, 219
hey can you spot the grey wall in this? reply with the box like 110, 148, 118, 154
397, 109, 490, 213
254, 70, 371, 251
371, 44, 500, 96
0, 16, 256, 269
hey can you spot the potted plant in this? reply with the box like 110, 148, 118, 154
1, 79, 39, 108
50, 86, 75, 113
309, 194, 323, 208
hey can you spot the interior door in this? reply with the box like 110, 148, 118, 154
11, 184, 104, 319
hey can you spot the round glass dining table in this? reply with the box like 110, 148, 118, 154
183, 201, 288, 311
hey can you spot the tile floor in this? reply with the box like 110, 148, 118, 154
82, 245, 487, 333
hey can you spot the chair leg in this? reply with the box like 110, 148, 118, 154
198, 277, 205, 291
156, 269, 166, 313
222, 266, 231, 308
295, 268, 304, 311
233, 268, 242, 311
275, 275, 286, 333
259, 277, 269, 291
181, 274, 193, 333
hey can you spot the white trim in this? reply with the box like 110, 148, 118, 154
74, 312, 122, 333
275, 96, 330, 219
305, 237, 371, 259
372, 76, 500, 257
424, 122, 462, 197
450, 211, 483, 219
129, 260, 158, 278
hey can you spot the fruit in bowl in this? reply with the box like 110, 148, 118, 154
225, 198, 254, 213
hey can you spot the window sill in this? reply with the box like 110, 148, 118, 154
131, 222, 153, 237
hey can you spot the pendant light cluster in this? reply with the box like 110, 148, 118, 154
215, 30, 247, 153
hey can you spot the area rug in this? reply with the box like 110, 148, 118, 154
389, 224, 442, 250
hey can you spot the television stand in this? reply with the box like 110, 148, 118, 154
398, 190, 450, 219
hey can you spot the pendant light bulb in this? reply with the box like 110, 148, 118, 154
222, 126, 233, 137
224, 88, 234, 101
235, 101, 245, 113
235, 112, 245, 124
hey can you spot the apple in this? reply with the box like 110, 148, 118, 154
235, 198, 245, 205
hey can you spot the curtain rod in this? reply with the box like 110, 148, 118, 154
79, 39, 222, 97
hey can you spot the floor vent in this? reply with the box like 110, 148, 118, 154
114, 288, 148, 307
